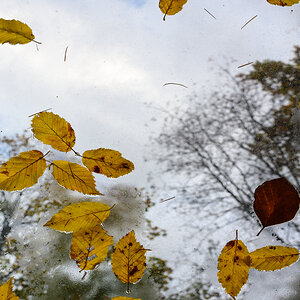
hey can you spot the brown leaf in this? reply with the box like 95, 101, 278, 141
253, 178, 300, 235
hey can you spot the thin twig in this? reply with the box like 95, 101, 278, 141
64, 46, 69, 62
241, 15, 258, 30
163, 82, 188, 88
204, 8, 216, 20
160, 196, 176, 203
238, 62, 253, 69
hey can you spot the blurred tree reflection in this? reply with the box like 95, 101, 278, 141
0, 132, 171, 299
152, 47, 299, 299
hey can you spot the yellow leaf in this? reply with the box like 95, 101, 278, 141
31, 112, 75, 152
70, 224, 113, 270
82, 148, 134, 178
112, 297, 142, 300
52, 160, 101, 195
0, 277, 19, 299
111, 231, 148, 292
0, 19, 35, 45
217, 239, 251, 299
159, 0, 188, 21
44, 201, 111, 233
250, 246, 299, 271
267, 0, 299, 6
0, 150, 46, 191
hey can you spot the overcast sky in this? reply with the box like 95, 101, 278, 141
0, 1, 299, 187
0, 1, 300, 298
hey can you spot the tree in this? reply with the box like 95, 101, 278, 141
151, 47, 300, 298
241, 46, 300, 186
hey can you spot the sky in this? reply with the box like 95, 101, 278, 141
0, 0, 300, 298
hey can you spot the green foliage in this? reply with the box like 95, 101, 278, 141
0, 132, 32, 161
146, 219, 167, 240
241, 46, 300, 101
148, 257, 172, 293
242, 47, 300, 188
167, 281, 221, 300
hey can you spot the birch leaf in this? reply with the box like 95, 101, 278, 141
0, 277, 19, 299
217, 239, 251, 299
267, 0, 299, 6
250, 246, 299, 271
44, 201, 111, 233
0, 150, 46, 191
254, 178, 300, 235
70, 224, 113, 270
82, 148, 134, 178
0, 19, 35, 45
111, 231, 148, 292
31, 112, 75, 152
52, 160, 101, 195
159, 0, 188, 20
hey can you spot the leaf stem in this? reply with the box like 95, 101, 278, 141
81, 271, 87, 280
42, 150, 51, 159
32, 39, 42, 44
163, 0, 174, 21
126, 282, 131, 294
73, 149, 82, 157
28, 108, 52, 117
256, 227, 265, 236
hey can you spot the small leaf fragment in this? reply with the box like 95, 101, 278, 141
111, 231, 148, 292
267, 0, 299, 6
44, 201, 111, 233
82, 148, 134, 178
31, 112, 75, 152
159, 0, 188, 20
253, 178, 300, 235
52, 160, 101, 195
70, 224, 113, 270
250, 246, 299, 271
0, 277, 19, 299
0, 19, 35, 45
217, 239, 251, 299
0, 150, 46, 191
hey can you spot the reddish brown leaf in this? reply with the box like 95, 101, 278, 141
253, 178, 300, 235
